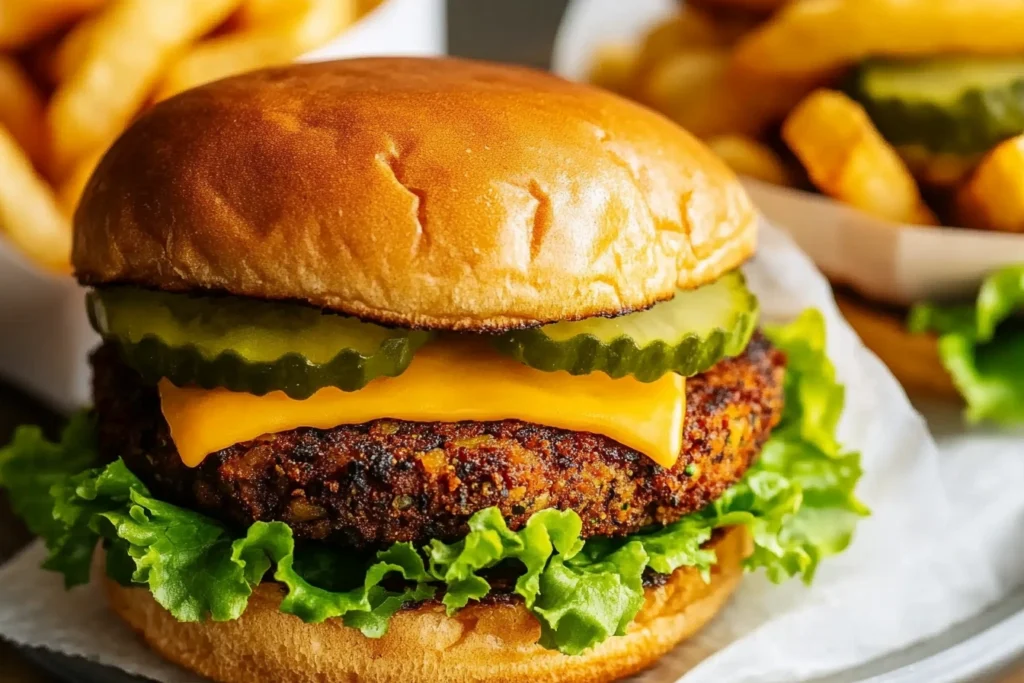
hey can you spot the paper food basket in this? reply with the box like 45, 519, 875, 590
0, 0, 445, 412
552, 0, 1024, 308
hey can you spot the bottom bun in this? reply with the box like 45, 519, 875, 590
105, 526, 750, 683
835, 293, 959, 399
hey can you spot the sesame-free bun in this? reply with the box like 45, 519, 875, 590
72, 57, 756, 330
105, 527, 749, 683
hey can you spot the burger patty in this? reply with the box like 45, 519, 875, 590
91, 334, 785, 549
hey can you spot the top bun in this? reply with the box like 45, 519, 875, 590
73, 57, 755, 330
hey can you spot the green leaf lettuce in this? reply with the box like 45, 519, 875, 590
909, 265, 1024, 425
0, 308, 865, 654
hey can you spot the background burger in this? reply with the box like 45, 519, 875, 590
0, 57, 865, 682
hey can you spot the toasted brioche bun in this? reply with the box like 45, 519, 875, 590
72, 57, 756, 331
836, 293, 958, 399
105, 526, 749, 683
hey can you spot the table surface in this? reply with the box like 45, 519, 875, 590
3, 1, 1024, 681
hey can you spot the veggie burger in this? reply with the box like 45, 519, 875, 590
1, 58, 865, 683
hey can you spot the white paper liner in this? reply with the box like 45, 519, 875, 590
0, 0, 445, 411
551, 0, 1024, 308
2, 223, 1022, 683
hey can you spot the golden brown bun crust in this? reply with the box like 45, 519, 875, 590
835, 294, 959, 399
72, 57, 756, 330
105, 526, 749, 683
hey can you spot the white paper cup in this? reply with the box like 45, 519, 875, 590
0, 0, 445, 411
552, 0, 1024, 307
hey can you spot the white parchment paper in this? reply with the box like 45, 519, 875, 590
1, 223, 1022, 683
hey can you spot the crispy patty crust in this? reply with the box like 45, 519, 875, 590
91, 334, 785, 549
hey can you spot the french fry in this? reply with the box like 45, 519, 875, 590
0, 125, 71, 271
782, 90, 938, 225
735, 0, 1024, 78
706, 135, 794, 186
50, 15, 98, 85
234, 0, 303, 25
635, 11, 721, 77
642, 49, 817, 138
641, 48, 730, 125
155, 0, 356, 101
234, 0, 352, 26
955, 136, 1024, 232
46, 0, 242, 179
0, 0, 106, 49
57, 147, 104, 217
355, 0, 382, 15
634, 7, 757, 80
836, 294, 959, 399
0, 56, 47, 169
587, 43, 639, 95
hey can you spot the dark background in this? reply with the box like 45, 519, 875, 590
449, 0, 570, 69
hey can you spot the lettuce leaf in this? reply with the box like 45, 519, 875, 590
0, 308, 865, 655
746, 310, 868, 583
0, 412, 101, 586
427, 506, 584, 612
534, 541, 648, 654
0, 413, 96, 540
909, 265, 1024, 425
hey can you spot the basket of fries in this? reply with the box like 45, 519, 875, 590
0, 0, 444, 410
555, 0, 1024, 424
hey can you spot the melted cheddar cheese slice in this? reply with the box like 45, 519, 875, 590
159, 341, 686, 469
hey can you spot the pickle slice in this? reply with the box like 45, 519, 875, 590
848, 57, 1024, 155
493, 271, 758, 381
87, 288, 433, 398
